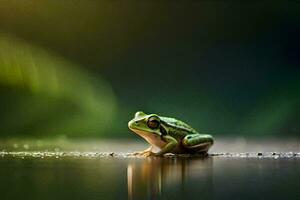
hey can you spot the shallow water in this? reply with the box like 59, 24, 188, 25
0, 139, 300, 200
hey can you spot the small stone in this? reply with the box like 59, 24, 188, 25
109, 152, 115, 156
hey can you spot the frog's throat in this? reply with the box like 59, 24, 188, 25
130, 128, 166, 149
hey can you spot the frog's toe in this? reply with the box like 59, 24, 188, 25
132, 151, 144, 156
132, 150, 151, 156
142, 151, 155, 157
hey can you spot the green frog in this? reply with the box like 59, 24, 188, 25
128, 111, 213, 156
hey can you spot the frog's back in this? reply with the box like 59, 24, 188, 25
160, 116, 199, 136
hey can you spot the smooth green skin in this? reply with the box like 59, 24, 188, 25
128, 111, 213, 156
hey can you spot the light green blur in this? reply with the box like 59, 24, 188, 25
0, 34, 117, 137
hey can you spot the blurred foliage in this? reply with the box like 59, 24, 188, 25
0, 1, 299, 138
0, 34, 117, 137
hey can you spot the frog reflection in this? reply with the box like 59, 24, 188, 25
127, 157, 213, 200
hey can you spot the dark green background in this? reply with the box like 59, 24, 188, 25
0, 1, 299, 138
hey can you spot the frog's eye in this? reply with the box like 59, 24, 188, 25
147, 116, 160, 129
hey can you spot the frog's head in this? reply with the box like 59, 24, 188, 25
128, 111, 162, 137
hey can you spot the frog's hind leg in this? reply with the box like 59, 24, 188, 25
182, 134, 213, 153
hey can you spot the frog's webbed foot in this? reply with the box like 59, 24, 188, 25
132, 150, 155, 157
140, 151, 155, 157
132, 151, 141, 156
132, 146, 153, 156
132, 151, 149, 156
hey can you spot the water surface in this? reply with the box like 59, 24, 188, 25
0, 139, 299, 200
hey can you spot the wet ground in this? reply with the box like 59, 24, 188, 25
0, 138, 300, 200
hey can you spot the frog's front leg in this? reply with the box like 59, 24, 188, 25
182, 134, 213, 153
132, 146, 153, 156
146, 135, 178, 157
